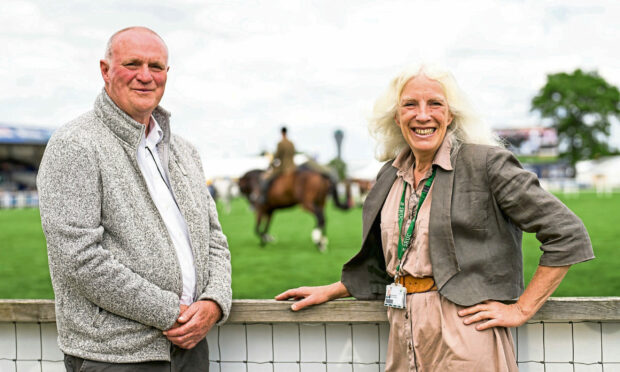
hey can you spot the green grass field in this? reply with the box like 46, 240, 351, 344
1, 192, 618, 299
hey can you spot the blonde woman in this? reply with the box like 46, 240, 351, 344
277, 64, 593, 371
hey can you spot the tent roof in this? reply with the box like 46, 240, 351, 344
0, 124, 54, 145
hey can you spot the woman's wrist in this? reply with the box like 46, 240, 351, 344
327, 281, 350, 300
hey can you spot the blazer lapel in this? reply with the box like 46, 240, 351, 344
429, 151, 460, 289
362, 164, 397, 242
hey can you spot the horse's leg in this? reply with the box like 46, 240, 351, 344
313, 207, 329, 252
262, 211, 275, 243
296, 174, 331, 252
314, 206, 329, 251
256, 207, 275, 246
300, 198, 327, 252
255, 209, 266, 246
314, 178, 332, 252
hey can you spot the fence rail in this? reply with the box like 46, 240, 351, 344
1, 298, 619, 372
2, 297, 619, 324
0, 191, 39, 209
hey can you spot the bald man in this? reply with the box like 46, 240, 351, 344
37, 27, 231, 371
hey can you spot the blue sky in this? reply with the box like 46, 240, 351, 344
1, 0, 619, 176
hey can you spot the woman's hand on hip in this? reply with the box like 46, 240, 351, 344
457, 300, 529, 331
275, 281, 350, 311
459, 265, 571, 331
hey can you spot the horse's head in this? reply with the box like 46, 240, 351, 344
238, 169, 264, 199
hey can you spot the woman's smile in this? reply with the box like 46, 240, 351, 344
411, 127, 437, 136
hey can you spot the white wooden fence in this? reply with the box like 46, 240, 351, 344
1, 298, 619, 372
0, 191, 39, 209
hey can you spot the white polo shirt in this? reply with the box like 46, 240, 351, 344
136, 117, 196, 305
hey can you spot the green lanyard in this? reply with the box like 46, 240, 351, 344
396, 167, 436, 273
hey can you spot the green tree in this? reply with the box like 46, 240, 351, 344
328, 158, 347, 181
531, 69, 620, 169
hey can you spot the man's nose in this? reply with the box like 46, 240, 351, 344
136, 65, 153, 83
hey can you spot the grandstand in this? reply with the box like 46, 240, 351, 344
0, 124, 53, 208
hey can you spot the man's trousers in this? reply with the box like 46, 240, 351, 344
63, 339, 209, 372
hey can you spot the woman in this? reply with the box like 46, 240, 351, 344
276, 64, 594, 371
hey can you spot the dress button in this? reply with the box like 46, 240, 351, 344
405, 311, 409, 319
408, 342, 413, 350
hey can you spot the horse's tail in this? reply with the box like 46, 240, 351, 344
330, 179, 351, 210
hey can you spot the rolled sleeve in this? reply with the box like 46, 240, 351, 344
486, 147, 594, 266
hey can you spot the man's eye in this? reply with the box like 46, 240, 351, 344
150, 65, 164, 71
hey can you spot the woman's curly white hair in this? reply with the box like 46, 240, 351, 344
369, 63, 500, 161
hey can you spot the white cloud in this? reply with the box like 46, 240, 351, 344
2, 0, 620, 169
0, 1, 60, 35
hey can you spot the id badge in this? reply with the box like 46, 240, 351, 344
384, 283, 407, 309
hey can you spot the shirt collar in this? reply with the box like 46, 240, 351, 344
144, 116, 164, 150
94, 89, 172, 151
392, 134, 454, 184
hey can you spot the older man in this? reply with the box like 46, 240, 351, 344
37, 27, 231, 371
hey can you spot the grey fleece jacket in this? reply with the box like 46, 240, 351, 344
37, 90, 232, 363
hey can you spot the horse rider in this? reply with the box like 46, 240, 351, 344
257, 126, 296, 205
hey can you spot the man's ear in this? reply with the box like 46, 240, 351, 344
100, 60, 110, 83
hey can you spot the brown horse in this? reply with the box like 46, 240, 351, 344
238, 168, 350, 251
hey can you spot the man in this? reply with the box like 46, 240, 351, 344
37, 27, 231, 371
272, 126, 296, 175
257, 127, 296, 204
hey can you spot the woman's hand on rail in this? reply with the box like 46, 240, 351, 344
275, 281, 350, 311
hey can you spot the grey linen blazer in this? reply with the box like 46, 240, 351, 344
341, 143, 594, 306
37, 91, 232, 362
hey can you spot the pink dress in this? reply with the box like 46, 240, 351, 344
380, 139, 518, 371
